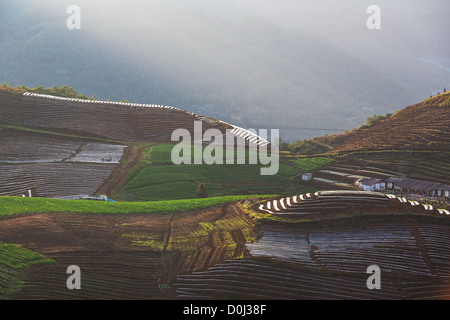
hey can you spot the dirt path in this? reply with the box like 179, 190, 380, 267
95, 145, 146, 198
62, 142, 87, 162
127, 108, 145, 141
306, 231, 324, 269
408, 219, 437, 277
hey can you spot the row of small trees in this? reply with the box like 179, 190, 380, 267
430, 88, 447, 98
0, 83, 132, 102
364, 113, 393, 127
0, 83, 92, 99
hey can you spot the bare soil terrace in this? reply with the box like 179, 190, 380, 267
325, 92, 450, 153
0, 203, 259, 299
2, 198, 450, 300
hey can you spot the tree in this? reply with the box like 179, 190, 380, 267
365, 113, 392, 127
279, 138, 290, 151
196, 183, 208, 198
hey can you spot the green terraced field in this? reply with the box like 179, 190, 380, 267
118, 144, 319, 201
288, 157, 335, 173
0, 243, 54, 270
0, 195, 269, 216
0, 242, 54, 298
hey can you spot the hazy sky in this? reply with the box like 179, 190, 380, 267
34, 0, 448, 59
2, 0, 449, 140
6, 0, 447, 63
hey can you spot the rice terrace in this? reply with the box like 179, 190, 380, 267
0, 85, 449, 301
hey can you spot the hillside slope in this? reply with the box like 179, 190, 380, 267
307, 92, 450, 154
287, 93, 450, 188
0, 89, 277, 199
0, 90, 231, 142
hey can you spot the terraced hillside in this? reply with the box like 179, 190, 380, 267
256, 190, 449, 219
294, 92, 450, 154
0, 90, 275, 199
287, 93, 450, 190
312, 152, 450, 189
1, 194, 450, 300
174, 218, 450, 300
116, 144, 319, 201
0, 91, 229, 141
172, 191, 450, 300
0, 200, 259, 299
335, 92, 450, 153
0, 242, 55, 298
0, 128, 125, 198
2, 86, 450, 300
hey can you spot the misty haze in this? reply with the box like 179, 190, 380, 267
1, 0, 449, 141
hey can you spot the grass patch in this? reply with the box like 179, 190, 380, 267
148, 144, 177, 164
288, 157, 335, 173
117, 144, 319, 201
0, 243, 54, 270
121, 164, 300, 201
0, 242, 55, 299
0, 195, 271, 216
121, 233, 165, 251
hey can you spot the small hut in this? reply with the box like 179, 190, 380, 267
357, 178, 386, 191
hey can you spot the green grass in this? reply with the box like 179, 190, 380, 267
0, 242, 55, 299
118, 144, 313, 201
0, 243, 54, 270
148, 144, 178, 164
0, 195, 271, 216
288, 157, 335, 173
148, 143, 261, 165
